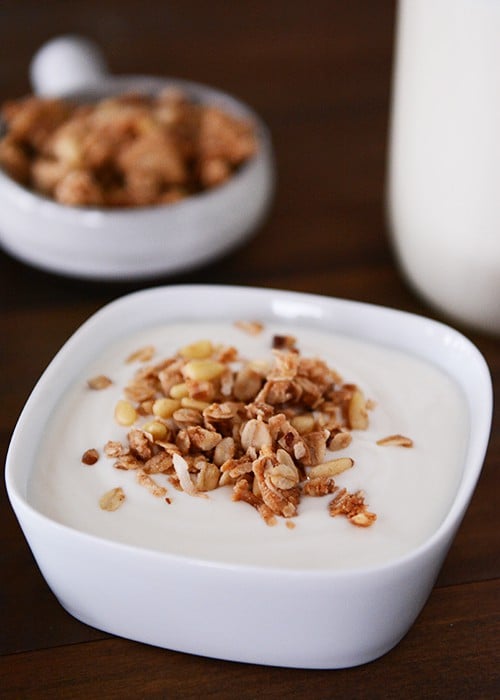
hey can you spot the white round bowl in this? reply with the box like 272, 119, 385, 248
0, 37, 275, 280
5, 285, 492, 669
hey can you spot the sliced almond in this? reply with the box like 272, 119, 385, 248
99, 487, 125, 511
347, 387, 369, 430
376, 434, 414, 447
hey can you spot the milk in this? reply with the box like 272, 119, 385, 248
388, 0, 500, 334
29, 321, 468, 570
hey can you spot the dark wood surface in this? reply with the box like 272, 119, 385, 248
1, 2, 499, 697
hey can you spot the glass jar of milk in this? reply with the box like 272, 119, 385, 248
388, 0, 500, 334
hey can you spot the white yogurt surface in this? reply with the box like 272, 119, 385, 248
30, 321, 468, 570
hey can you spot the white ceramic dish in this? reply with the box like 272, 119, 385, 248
5, 285, 492, 668
0, 37, 275, 280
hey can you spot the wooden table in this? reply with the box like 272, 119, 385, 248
1, 2, 498, 697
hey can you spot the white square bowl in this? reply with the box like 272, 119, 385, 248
5, 285, 492, 668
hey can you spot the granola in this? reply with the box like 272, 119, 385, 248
81, 448, 99, 465
0, 90, 257, 208
376, 434, 414, 447
87, 374, 112, 390
99, 486, 126, 511
87, 325, 413, 528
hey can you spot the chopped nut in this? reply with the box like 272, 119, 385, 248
347, 387, 369, 430
114, 400, 137, 426
81, 448, 99, 465
219, 471, 235, 487
253, 454, 299, 519
300, 430, 328, 466
240, 419, 272, 451
179, 339, 214, 359
99, 487, 126, 511
327, 429, 353, 451
234, 320, 264, 335
87, 375, 112, 390
290, 413, 315, 434
158, 363, 184, 397
175, 428, 191, 453
276, 448, 296, 468
128, 428, 154, 459
173, 407, 203, 427
272, 335, 297, 350
376, 434, 414, 447
181, 397, 210, 411
213, 436, 236, 466
142, 421, 169, 441
308, 457, 354, 479
225, 457, 254, 479
126, 345, 156, 363
137, 399, 155, 416
349, 511, 377, 527
268, 461, 300, 490
153, 397, 182, 418
233, 365, 263, 402
183, 359, 225, 381
187, 426, 222, 451
169, 382, 190, 399
214, 345, 239, 363
196, 463, 220, 491
269, 350, 300, 380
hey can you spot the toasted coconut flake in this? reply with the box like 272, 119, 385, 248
172, 452, 207, 498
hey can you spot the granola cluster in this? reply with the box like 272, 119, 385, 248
0, 89, 257, 207
88, 326, 405, 527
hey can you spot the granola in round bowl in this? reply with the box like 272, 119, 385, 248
0, 89, 258, 208
0, 39, 274, 279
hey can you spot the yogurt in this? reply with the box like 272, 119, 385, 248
30, 321, 468, 570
